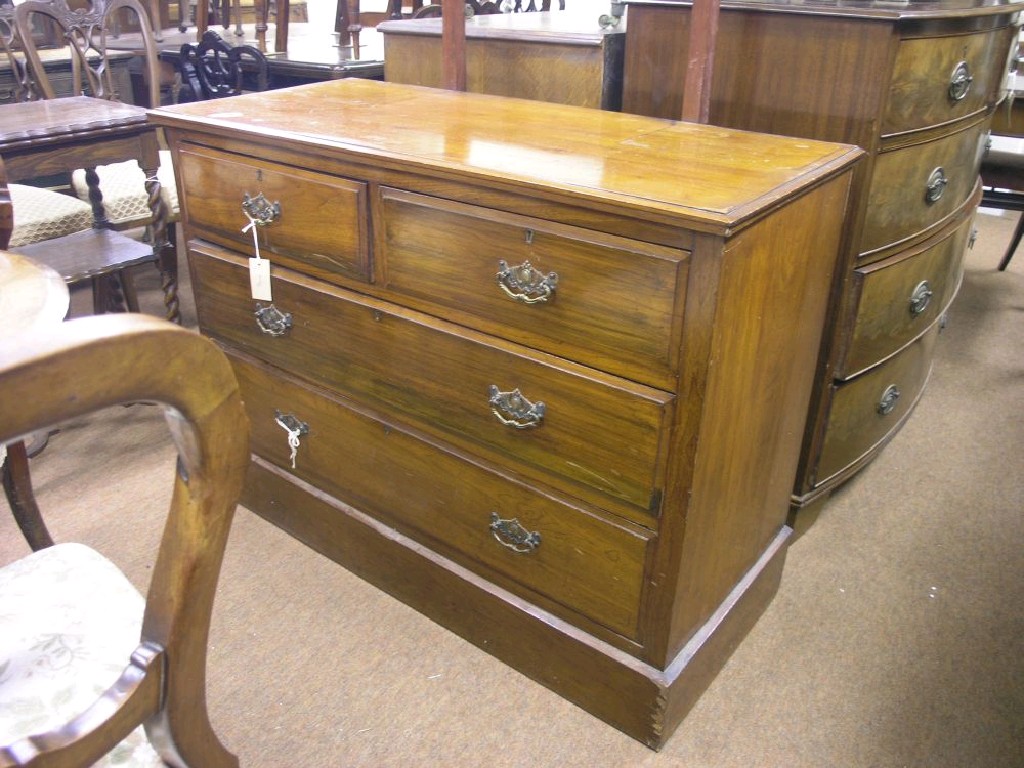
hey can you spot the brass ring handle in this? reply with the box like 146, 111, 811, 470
254, 303, 292, 336
925, 168, 948, 204
908, 280, 933, 317
948, 60, 973, 102
242, 192, 281, 226
496, 259, 558, 304
488, 385, 546, 429
877, 384, 901, 416
490, 512, 541, 554
273, 410, 309, 469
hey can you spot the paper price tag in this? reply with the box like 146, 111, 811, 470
249, 257, 273, 301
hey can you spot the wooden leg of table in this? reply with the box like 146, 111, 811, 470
275, 0, 290, 53
141, 161, 180, 324
3, 441, 55, 551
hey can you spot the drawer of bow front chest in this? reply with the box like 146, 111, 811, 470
375, 188, 688, 389
176, 144, 369, 284
190, 245, 672, 517
861, 118, 986, 257
816, 324, 939, 485
883, 27, 1012, 137
231, 353, 653, 641
836, 211, 971, 379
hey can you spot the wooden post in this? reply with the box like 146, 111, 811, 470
680, 0, 720, 123
441, 0, 467, 91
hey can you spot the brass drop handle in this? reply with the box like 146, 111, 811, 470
489, 385, 546, 429
242, 192, 281, 227
948, 60, 973, 102
496, 259, 558, 304
490, 512, 541, 554
908, 280, 933, 317
877, 385, 901, 416
925, 168, 948, 204
254, 303, 292, 336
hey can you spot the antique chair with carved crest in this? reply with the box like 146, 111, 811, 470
0, 308, 249, 767
176, 28, 269, 101
14, 0, 181, 302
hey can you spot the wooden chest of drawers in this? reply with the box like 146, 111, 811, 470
150, 79, 860, 748
622, 0, 1022, 511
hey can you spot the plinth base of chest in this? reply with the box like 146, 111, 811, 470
242, 456, 791, 750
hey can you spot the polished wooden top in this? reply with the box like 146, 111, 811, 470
378, 8, 625, 45
0, 251, 70, 336
625, 0, 1024, 20
0, 96, 148, 151
149, 79, 861, 229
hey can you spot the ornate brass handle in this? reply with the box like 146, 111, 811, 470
496, 259, 558, 304
489, 385, 546, 429
242, 192, 281, 227
490, 512, 541, 554
925, 168, 948, 204
908, 280, 933, 317
877, 384, 901, 416
948, 60, 973, 102
254, 303, 292, 336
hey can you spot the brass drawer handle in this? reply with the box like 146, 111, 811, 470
490, 512, 541, 554
488, 385, 546, 429
925, 167, 948, 204
908, 280, 933, 317
877, 384, 901, 416
274, 410, 309, 469
242, 192, 281, 227
254, 303, 292, 336
496, 259, 558, 304
948, 60, 973, 102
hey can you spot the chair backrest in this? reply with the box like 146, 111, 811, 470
178, 28, 269, 101
0, 310, 249, 766
0, 2, 45, 102
15, 0, 162, 107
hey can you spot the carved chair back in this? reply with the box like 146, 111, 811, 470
178, 28, 269, 101
15, 0, 162, 107
0, 3, 45, 102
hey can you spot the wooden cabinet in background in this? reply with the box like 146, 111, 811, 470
151, 79, 860, 748
622, 0, 1022, 512
378, 8, 626, 110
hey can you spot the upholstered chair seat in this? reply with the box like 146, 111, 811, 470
0, 542, 163, 767
70, 150, 179, 226
7, 183, 94, 248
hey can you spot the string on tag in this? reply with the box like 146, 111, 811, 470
275, 415, 302, 469
242, 211, 262, 261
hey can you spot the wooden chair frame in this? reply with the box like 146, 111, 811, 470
0, 311, 249, 768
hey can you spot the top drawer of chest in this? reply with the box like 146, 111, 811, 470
375, 188, 689, 390
176, 144, 370, 284
883, 25, 1012, 137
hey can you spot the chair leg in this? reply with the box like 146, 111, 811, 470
2, 441, 55, 551
998, 211, 1024, 271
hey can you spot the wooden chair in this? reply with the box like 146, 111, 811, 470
0, 5, 158, 317
177, 28, 269, 101
0, 310, 249, 768
980, 138, 1024, 271
15, 0, 181, 317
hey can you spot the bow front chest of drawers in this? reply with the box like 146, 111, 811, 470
150, 79, 860, 748
621, 0, 1023, 512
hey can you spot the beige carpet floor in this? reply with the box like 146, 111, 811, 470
2, 208, 1021, 767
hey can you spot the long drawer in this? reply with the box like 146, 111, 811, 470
191, 244, 673, 517
375, 187, 689, 390
816, 324, 939, 484
836, 209, 972, 379
861, 117, 987, 256
883, 27, 1011, 137
176, 143, 370, 284
232, 352, 654, 641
